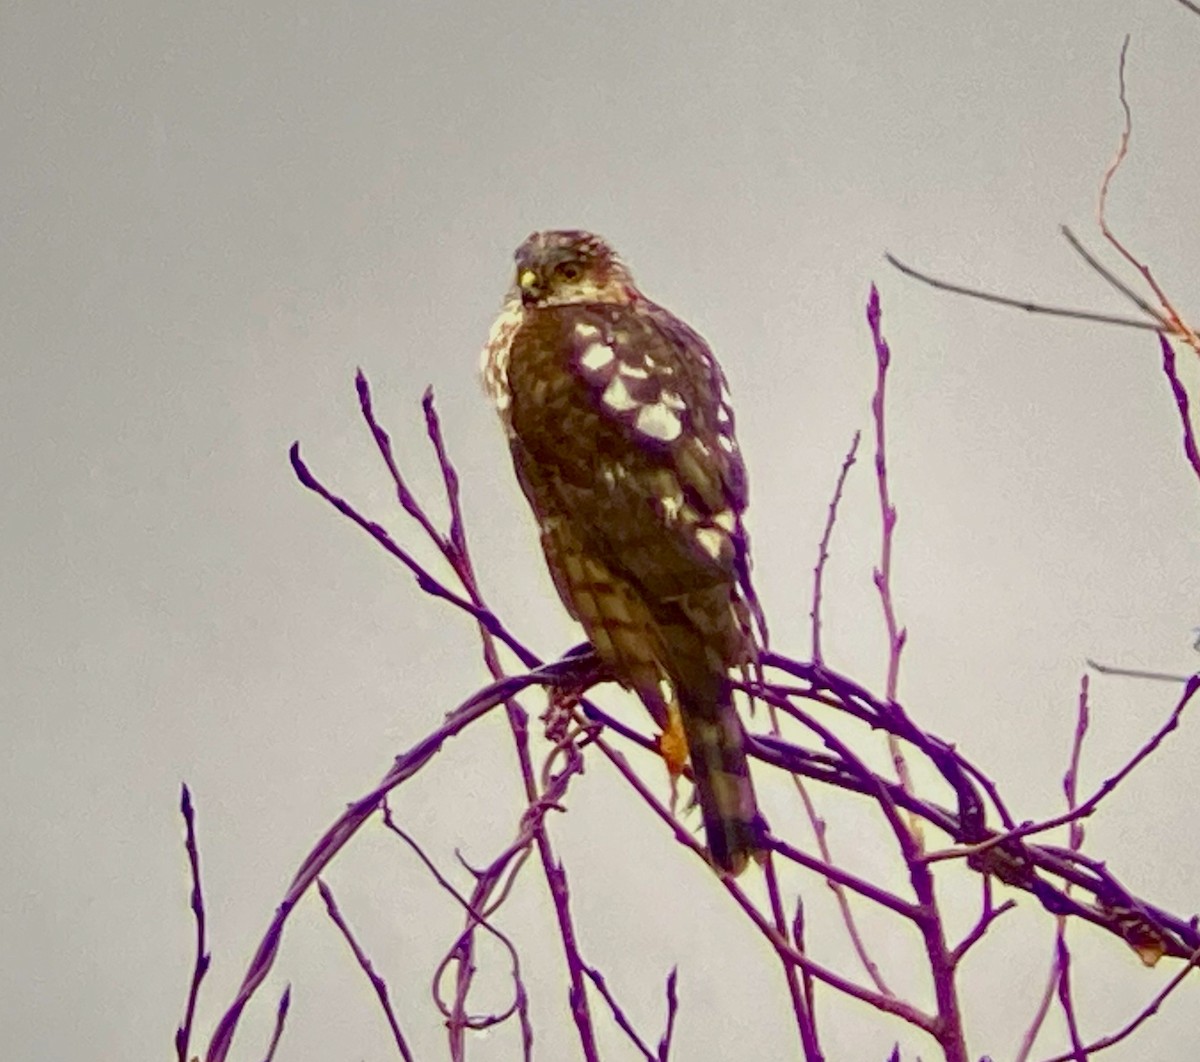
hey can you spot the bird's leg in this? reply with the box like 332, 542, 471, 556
657, 700, 689, 815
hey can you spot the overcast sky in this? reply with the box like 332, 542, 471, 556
4, 2, 1200, 1060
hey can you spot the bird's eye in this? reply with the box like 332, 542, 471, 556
556, 262, 583, 281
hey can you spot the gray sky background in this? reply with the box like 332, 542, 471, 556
4, 2, 1200, 1060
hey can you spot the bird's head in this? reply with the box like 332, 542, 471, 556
512, 230, 637, 308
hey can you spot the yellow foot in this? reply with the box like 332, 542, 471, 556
657, 702, 689, 778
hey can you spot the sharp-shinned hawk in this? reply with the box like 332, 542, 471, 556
482, 230, 764, 875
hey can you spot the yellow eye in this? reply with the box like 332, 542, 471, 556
556, 262, 583, 281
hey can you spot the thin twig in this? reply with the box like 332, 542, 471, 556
810, 430, 861, 666
1086, 658, 1192, 683
1015, 932, 1061, 1062
289, 441, 538, 668
763, 850, 824, 1060
657, 968, 679, 1062
1039, 945, 1200, 1062
1054, 934, 1087, 1061
1094, 39, 1200, 351
579, 966, 657, 1062
203, 657, 592, 1062
354, 378, 602, 1058
884, 252, 1167, 333
317, 879, 415, 1061
591, 731, 938, 1034
866, 288, 922, 832
260, 986, 290, 1062
949, 881, 1015, 967
175, 784, 210, 1062
923, 674, 1200, 865
1053, 679, 1091, 1062
1057, 226, 1174, 332
767, 835, 915, 919
381, 808, 533, 1057
792, 778, 896, 994
1159, 336, 1200, 484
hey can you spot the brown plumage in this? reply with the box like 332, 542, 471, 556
482, 230, 764, 875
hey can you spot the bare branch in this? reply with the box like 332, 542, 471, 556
1086, 658, 1192, 683
174, 784, 210, 1062
260, 986, 290, 1062
1160, 336, 1200, 484
317, 880, 415, 1061
1039, 946, 1200, 1062
884, 252, 1166, 334
810, 430, 861, 666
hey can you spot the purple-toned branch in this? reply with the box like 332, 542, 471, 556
1063, 677, 1090, 853
380, 806, 533, 1059
763, 850, 824, 1060
810, 430, 861, 666
356, 371, 450, 553
1050, 679, 1092, 1059
1054, 934, 1087, 1061
949, 880, 1014, 967
290, 441, 538, 669
543, 852, 600, 1061
332, 379, 601, 1058
657, 967, 679, 1062
1039, 945, 1200, 1062
317, 879, 415, 1061
175, 784, 210, 1062
421, 388, 472, 564
203, 656, 591, 1062
1159, 336, 1200, 485
866, 287, 909, 723
591, 730, 938, 1035
799, 770, 895, 993
768, 836, 916, 920
260, 985, 290, 1062
200, 276, 1200, 1062
1015, 933, 1061, 1062
409, 385, 602, 1060
865, 291, 968, 1061
579, 965, 657, 1062
924, 672, 1200, 865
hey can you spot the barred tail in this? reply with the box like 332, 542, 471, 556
673, 659, 763, 876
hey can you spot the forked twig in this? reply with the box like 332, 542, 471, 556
884, 251, 1168, 334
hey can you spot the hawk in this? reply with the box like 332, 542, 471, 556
482, 230, 764, 875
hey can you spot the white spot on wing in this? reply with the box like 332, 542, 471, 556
695, 527, 725, 559
601, 375, 640, 413
658, 677, 676, 706
600, 461, 627, 488
574, 322, 602, 341
579, 341, 615, 372
661, 391, 687, 411
635, 402, 683, 442
713, 509, 736, 531
620, 364, 650, 379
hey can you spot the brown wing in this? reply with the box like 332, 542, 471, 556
503, 299, 762, 873
506, 301, 747, 605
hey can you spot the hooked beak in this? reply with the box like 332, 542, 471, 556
517, 268, 544, 306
